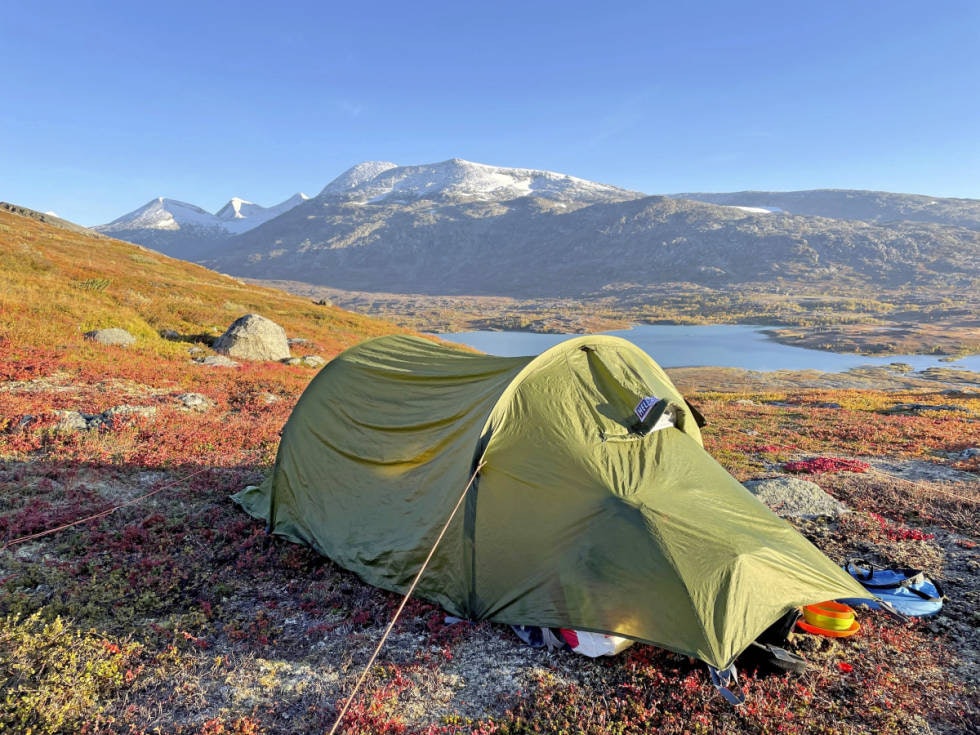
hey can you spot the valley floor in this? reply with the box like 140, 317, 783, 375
257, 280, 980, 360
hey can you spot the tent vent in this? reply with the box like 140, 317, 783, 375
630, 396, 672, 435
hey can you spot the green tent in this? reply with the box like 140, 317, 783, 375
234, 334, 869, 670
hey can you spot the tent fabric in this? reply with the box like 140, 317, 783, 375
234, 333, 870, 670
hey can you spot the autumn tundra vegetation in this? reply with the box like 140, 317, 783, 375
1, 207, 977, 733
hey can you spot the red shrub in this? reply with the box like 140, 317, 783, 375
784, 457, 870, 474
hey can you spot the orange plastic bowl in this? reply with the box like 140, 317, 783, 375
797, 618, 860, 638
803, 601, 856, 631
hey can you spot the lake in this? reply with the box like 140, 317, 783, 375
435, 325, 980, 374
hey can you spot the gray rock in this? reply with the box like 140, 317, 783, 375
177, 393, 213, 411
104, 405, 157, 420
950, 447, 979, 460
197, 355, 240, 368
53, 410, 91, 432
744, 476, 849, 519
212, 314, 290, 361
284, 354, 327, 368
84, 328, 136, 347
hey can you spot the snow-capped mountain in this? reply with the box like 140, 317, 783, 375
95, 192, 309, 259
215, 193, 310, 234
317, 158, 637, 204
99, 197, 223, 233
101, 193, 309, 235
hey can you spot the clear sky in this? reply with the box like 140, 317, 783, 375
2, 1, 978, 226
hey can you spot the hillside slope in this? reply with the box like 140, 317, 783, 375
0, 206, 402, 380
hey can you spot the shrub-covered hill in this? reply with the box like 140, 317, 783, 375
1, 206, 978, 734
0, 205, 403, 384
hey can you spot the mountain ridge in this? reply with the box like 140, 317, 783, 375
671, 189, 980, 230
88, 159, 979, 306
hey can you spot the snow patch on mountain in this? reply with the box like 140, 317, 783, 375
216, 197, 260, 221
729, 205, 783, 214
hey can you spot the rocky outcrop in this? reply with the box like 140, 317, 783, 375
744, 476, 849, 519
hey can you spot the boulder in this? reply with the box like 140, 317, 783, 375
84, 328, 136, 347
212, 314, 290, 361
744, 476, 849, 519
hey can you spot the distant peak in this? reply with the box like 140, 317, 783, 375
217, 197, 257, 220
318, 161, 400, 197
312, 158, 640, 205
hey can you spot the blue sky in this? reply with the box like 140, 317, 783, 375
2, 1, 978, 226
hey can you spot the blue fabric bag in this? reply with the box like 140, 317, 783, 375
840, 559, 944, 618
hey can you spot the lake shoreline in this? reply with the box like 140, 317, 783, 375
432, 325, 980, 393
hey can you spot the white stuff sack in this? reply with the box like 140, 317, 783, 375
559, 629, 635, 657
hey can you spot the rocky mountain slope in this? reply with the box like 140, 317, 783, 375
208, 190, 978, 299
671, 189, 980, 230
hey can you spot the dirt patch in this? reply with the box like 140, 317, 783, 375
868, 458, 980, 485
